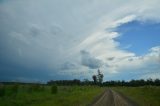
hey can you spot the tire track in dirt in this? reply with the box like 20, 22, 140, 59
91, 89, 138, 106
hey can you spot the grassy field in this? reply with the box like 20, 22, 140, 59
113, 86, 160, 106
1, 84, 160, 106
0, 85, 104, 106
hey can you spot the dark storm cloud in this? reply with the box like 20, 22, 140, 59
61, 62, 77, 70
80, 50, 103, 69
0, 0, 160, 82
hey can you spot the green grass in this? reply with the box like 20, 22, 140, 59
112, 86, 160, 106
0, 85, 104, 106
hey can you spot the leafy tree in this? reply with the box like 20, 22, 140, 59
92, 69, 104, 85
92, 75, 97, 84
155, 79, 160, 86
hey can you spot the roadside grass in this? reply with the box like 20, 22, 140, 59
0, 85, 104, 106
112, 86, 160, 106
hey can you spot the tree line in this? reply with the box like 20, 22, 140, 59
42, 70, 160, 86
1, 69, 160, 87
47, 78, 160, 86
1, 78, 160, 87
103, 78, 160, 86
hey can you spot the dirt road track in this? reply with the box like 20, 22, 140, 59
90, 89, 138, 106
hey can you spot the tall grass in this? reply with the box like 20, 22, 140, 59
51, 85, 58, 94
28, 84, 45, 92
10, 84, 19, 95
0, 85, 104, 106
0, 85, 5, 97
113, 86, 160, 106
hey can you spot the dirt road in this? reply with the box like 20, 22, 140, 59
91, 89, 138, 106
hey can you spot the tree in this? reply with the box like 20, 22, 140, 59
92, 75, 97, 84
97, 69, 103, 84
92, 69, 104, 85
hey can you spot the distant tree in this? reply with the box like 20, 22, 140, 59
92, 75, 97, 84
83, 79, 88, 82
83, 79, 89, 83
154, 79, 160, 86
82, 79, 90, 85
121, 80, 125, 86
146, 78, 153, 85
97, 69, 103, 84
73, 79, 80, 85
92, 69, 104, 85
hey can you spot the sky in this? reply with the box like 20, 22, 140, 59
0, 0, 160, 82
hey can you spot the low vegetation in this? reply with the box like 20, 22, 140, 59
0, 84, 104, 106
0, 78, 160, 106
113, 86, 160, 106
51, 85, 58, 94
0, 85, 5, 97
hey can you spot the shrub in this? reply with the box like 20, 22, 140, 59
0, 85, 5, 97
51, 85, 58, 94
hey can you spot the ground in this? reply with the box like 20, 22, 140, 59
0, 85, 160, 106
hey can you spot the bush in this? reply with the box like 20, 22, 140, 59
0, 85, 5, 97
51, 85, 58, 94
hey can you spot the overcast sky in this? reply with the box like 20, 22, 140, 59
0, 0, 160, 82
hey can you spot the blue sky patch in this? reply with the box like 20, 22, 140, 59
115, 21, 160, 55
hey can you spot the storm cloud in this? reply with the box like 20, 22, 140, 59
80, 50, 103, 69
0, 0, 160, 81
